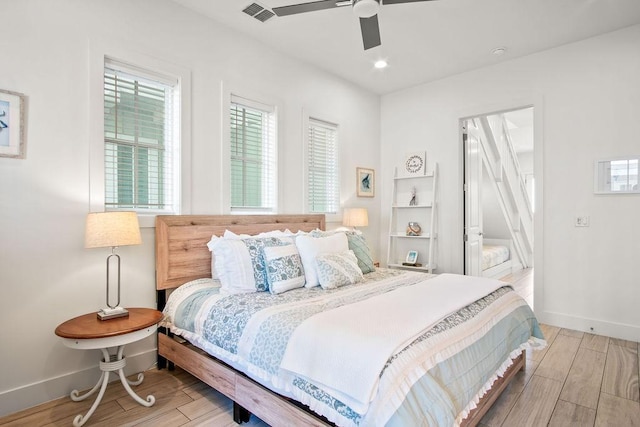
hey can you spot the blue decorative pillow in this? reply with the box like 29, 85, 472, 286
209, 236, 292, 294
263, 245, 306, 294
315, 250, 364, 290
310, 230, 375, 274
241, 237, 292, 291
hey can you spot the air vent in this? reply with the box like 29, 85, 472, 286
242, 2, 275, 22
255, 9, 275, 22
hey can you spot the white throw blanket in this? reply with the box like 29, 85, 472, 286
279, 273, 506, 414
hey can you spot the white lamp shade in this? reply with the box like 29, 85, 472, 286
343, 208, 369, 227
85, 212, 142, 248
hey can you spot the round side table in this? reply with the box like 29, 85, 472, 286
55, 308, 163, 427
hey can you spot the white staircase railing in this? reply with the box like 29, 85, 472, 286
478, 115, 534, 267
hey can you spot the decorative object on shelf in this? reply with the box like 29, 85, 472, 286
343, 207, 369, 230
356, 167, 375, 197
405, 250, 419, 265
406, 221, 422, 236
409, 186, 417, 206
403, 151, 426, 176
0, 89, 27, 159
85, 212, 142, 320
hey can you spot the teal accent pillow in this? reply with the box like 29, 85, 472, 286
346, 233, 375, 274
315, 250, 364, 290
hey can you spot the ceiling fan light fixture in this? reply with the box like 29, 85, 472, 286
353, 0, 380, 18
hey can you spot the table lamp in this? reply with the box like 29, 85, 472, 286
85, 212, 141, 320
343, 208, 369, 230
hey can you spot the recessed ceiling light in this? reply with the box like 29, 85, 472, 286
492, 47, 507, 56
374, 59, 388, 69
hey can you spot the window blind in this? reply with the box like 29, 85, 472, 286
230, 95, 277, 212
307, 118, 339, 214
104, 60, 179, 212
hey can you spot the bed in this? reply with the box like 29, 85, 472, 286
155, 214, 544, 427
482, 239, 520, 279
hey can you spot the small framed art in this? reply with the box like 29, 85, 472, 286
357, 167, 375, 197
0, 89, 27, 159
405, 250, 418, 265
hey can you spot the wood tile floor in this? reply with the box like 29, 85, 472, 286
2, 269, 639, 426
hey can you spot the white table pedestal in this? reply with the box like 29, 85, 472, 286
70, 346, 155, 427
59, 324, 158, 427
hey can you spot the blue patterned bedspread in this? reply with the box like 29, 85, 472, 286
163, 270, 545, 427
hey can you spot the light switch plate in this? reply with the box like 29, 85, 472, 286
575, 216, 590, 227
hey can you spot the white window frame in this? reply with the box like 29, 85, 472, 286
305, 117, 340, 216
221, 84, 281, 214
89, 42, 191, 228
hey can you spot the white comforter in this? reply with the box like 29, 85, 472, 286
279, 273, 505, 413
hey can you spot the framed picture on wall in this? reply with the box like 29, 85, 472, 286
0, 89, 27, 159
356, 167, 375, 197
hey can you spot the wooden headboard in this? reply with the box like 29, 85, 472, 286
155, 214, 325, 290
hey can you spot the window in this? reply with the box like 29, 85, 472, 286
103, 60, 180, 212
230, 95, 277, 212
307, 118, 339, 214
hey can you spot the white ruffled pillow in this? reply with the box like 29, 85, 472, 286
315, 250, 364, 289
295, 233, 349, 288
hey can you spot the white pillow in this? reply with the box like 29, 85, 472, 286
316, 250, 364, 289
295, 232, 349, 288
209, 238, 256, 294
223, 229, 289, 239
207, 235, 220, 280
263, 245, 306, 294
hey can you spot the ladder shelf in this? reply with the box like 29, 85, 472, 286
386, 163, 438, 274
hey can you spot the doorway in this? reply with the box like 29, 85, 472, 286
462, 107, 535, 300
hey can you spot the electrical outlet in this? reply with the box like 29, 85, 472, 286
575, 216, 590, 227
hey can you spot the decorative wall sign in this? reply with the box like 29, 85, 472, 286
0, 89, 27, 159
403, 151, 426, 176
356, 167, 375, 197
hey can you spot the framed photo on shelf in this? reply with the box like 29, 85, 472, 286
356, 167, 375, 197
0, 89, 27, 159
405, 250, 418, 265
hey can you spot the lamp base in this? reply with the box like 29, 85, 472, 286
97, 306, 129, 320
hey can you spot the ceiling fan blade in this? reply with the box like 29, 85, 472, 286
273, 0, 346, 17
382, 0, 436, 4
360, 14, 381, 50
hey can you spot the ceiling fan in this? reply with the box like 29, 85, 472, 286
271, 0, 437, 50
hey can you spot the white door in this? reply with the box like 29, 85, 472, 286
464, 120, 483, 276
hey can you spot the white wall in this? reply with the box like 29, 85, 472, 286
0, 0, 380, 415
381, 24, 640, 342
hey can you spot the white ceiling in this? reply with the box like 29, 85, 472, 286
171, 0, 640, 95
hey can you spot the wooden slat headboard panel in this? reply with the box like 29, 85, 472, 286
155, 214, 326, 290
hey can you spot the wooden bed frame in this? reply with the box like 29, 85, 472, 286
155, 214, 525, 426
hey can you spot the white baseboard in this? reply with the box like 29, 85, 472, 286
0, 349, 158, 418
540, 311, 640, 342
